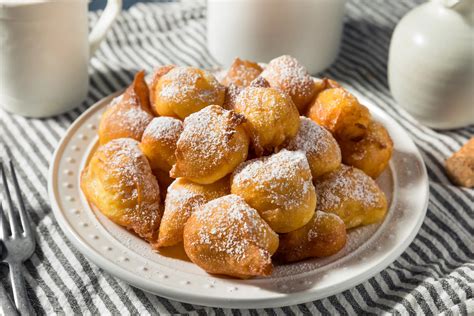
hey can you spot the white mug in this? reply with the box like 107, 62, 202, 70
207, 0, 347, 74
0, 0, 121, 118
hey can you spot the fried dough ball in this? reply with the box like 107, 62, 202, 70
99, 71, 154, 144
183, 195, 279, 278
307, 87, 371, 142
81, 138, 162, 243
222, 58, 263, 87
286, 117, 341, 178
314, 165, 387, 229
234, 87, 300, 155
338, 121, 393, 179
261, 55, 316, 113
171, 105, 249, 184
157, 177, 230, 248
231, 150, 317, 233
150, 66, 225, 119
275, 211, 347, 263
140, 116, 183, 173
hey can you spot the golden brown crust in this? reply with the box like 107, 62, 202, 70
80, 138, 162, 243
314, 165, 387, 229
445, 137, 474, 187
150, 66, 225, 119
234, 86, 300, 156
149, 65, 176, 115
261, 55, 316, 113
171, 105, 249, 184
338, 121, 393, 179
275, 211, 347, 263
286, 116, 342, 178
183, 194, 279, 278
98, 71, 154, 145
157, 177, 230, 248
306, 87, 371, 142
222, 58, 263, 87
231, 150, 316, 233
140, 116, 183, 173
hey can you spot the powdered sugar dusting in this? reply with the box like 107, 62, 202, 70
111, 105, 153, 136
193, 195, 273, 261
143, 117, 183, 143
261, 55, 314, 99
176, 105, 247, 169
232, 149, 312, 208
158, 67, 221, 104
287, 117, 337, 156
315, 165, 382, 210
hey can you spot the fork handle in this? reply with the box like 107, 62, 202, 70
9, 263, 33, 316
0, 280, 18, 316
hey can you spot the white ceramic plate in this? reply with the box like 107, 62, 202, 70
49, 89, 429, 308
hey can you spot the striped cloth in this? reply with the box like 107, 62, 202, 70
0, 0, 473, 314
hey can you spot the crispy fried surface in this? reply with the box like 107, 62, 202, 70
314, 165, 387, 229
157, 177, 230, 248
171, 105, 249, 184
183, 195, 279, 279
231, 150, 316, 233
150, 66, 225, 119
286, 116, 342, 178
234, 87, 300, 156
98, 71, 154, 144
275, 211, 347, 263
339, 121, 393, 179
81, 138, 162, 243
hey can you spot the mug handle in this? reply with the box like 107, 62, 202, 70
88, 0, 122, 56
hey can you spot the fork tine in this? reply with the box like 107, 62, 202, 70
9, 160, 33, 239
0, 201, 8, 239
0, 161, 21, 237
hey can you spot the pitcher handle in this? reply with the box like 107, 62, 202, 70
89, 0, 122, 56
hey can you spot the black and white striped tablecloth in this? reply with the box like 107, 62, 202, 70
1, 0, 473, 314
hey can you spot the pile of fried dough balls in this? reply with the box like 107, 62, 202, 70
81, 55, 393, 279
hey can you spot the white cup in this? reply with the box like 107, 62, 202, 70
207, 0, 346, 74
0, 0, 121, 117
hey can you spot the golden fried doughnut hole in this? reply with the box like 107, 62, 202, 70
183, 195, 279, 278
234, 87, 300, 155
261, 55, 316, 113
286, 117, 341, 178
314, 165, 387, 229
171, 105, 249, 184
231, 150, 317, 233
99, 71, 154, 145
307, 87, 371, 142
150, 66, 225, 119
157, 177, 230, 248
338, 121, 393, 179
275, 211, 347, 263
222, 58, 263, 87
81, 138, 162, 243
140, 116, 183, 173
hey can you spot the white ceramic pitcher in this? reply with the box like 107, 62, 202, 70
0, 0, 122, 117
388, 0, 474, 129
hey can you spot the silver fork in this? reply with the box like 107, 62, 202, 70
1, 159, 35, 315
